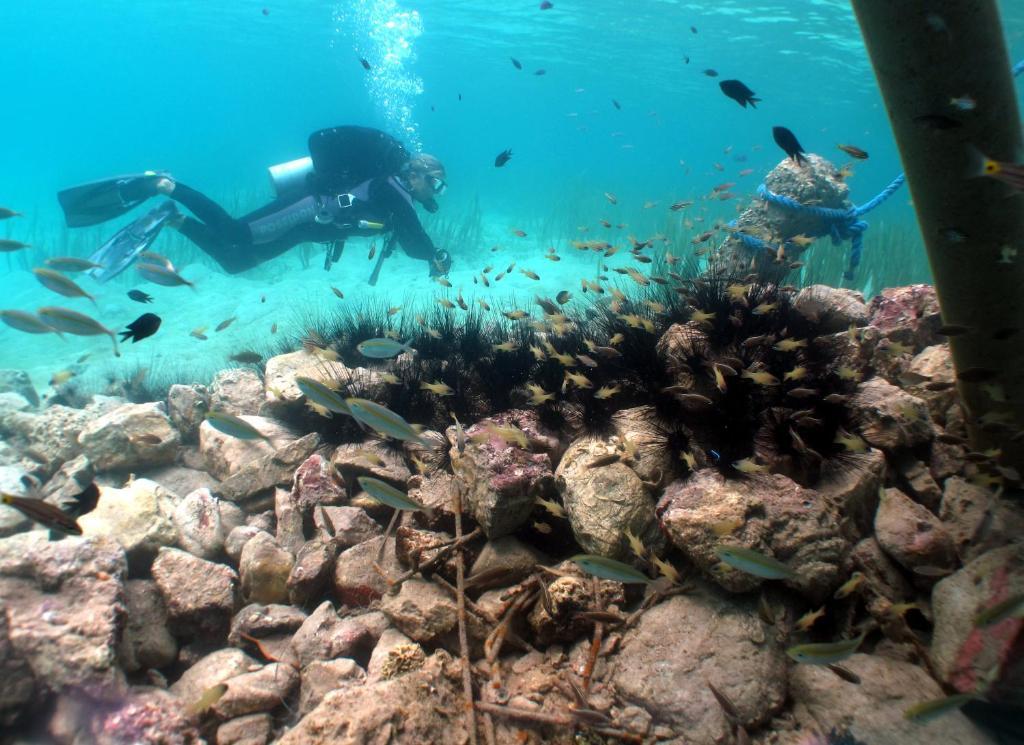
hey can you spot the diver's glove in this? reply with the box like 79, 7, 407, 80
429, 248, 452, 277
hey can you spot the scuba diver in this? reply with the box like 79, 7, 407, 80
57, 126, 452, 282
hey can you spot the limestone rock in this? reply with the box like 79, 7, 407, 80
610, 590, 786, 743
874, 487, 955, 573
118, 579, 178, 673
0, 370, 39, 407
453, 413, 555, 538
867, 284, 942, 352
527, 560, 625, 646
77, 401, 179, 471
468, 536, 547, 591
0, 404, 90, 475
40, 453, 95, 505
152, 547, 239, 637
167, 383, 210, 444
0, 607, 33, 726
211, 368, 265, 417
144, 462, 219, 499
405, 472, 458, 531
902, 345, 957, 424
225, 525, 262, 565
228, 603, 307, 648
216, 712, 273, 745
850, 378, 933, 450
174, 487, 228, 559
793, 285, 870, 333
91, 688, 201, 745
379, 579, 457, 644
658, 470, 849, 601
331, 442, 410, 487
0, 533, 126, 701
276, 651, 468, 745
315, 505, 382, 548
216, 432, 321, 512
940, 476, 1024, 562
170, 648, 257, 706
288, 601, 375, 668
0, 392, 32, 418
790, 653, 992, 745
214, 662, 299, 719
0, 466, 31, 537
817, 447, 885, 540
291, 453, 347, 522
895, 456, 943, 512
367, 628, 419, 683
198, 416, 291, 482
931, 544, 1024, 705
332, 535, 403, 607
78, 478, 178, 572
850, 538, 914, 605
262, 351, 346, 415
274, 486, 304, 554
611, 406, 675, 486
239, 531, 294, 605
287, 538, 336, 607
556, 435, 662, 559
299, 658, 365, 715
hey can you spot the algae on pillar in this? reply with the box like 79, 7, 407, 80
852, 1, 1024, 467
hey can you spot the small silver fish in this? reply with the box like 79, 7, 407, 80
37, 307, 119, 356
32, 268, 96, 305
0, 310, 60, 336
43, 257, 103, 272
204, 410, 273, 443
136, 262, 195, 289
357, 476, 424, 511
570, 554, 651, 584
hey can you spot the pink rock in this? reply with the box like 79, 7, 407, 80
454, 412, 556, 538
874, 487, 955, 573
658, 470, 849, 602
292, 454, 347, 520
867, 284, 942, 351
931, 545, 1024, 705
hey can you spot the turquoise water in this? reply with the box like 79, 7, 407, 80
1, 0, 1022, 395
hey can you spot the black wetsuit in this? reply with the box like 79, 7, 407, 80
167, 128, 439, 275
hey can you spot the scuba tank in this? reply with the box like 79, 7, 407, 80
267, 157, 314, 199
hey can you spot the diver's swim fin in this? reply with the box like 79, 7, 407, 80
87, 201, 179, 283
57, 171, 168, 228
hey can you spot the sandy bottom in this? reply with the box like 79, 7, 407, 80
0, 221, 614, 403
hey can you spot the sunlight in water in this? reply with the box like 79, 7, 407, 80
333, 0, 425, 150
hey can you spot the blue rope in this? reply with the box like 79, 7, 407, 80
735, 59, 1023, 282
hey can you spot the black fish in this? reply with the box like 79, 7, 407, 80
772, 126, 807, 165
359, 57, 371, 71
66, 482, 100, 519
120, 313, 162, 343
913, 114, 962, 130
612, 99, 621, 110
958, 367, 998, 383
229, 351, 263, 364
690, 25, 697, 33
719, 79, 760, 108
683, 55, 690, 64
703, 68, 719, 77
127, 289, 153, 303
510, 57, 522, 69
495, 149, 513, 167
534, 68, 546, 75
